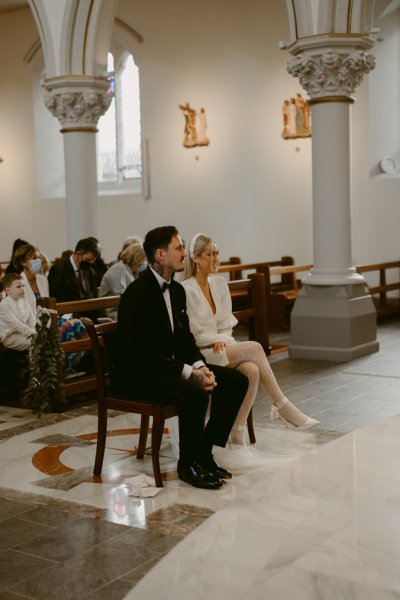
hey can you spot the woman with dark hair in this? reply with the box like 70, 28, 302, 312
5, 238, 29, 274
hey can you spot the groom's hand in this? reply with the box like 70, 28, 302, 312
191, 367, 217, 391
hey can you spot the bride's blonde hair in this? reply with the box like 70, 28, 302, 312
182, 233, 215, 280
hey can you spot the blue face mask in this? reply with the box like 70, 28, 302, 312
136, 262, 148, 274
29, 258, 42, 274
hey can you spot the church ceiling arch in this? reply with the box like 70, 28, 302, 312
28, 0, 119, 78
285, 0, 376, 42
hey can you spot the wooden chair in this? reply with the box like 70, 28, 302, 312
86, 320, 257, 483
85, 320, 180, 487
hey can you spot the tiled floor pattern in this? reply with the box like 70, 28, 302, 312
1, 319, 400, 598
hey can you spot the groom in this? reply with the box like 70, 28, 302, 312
116, 226, 248, 489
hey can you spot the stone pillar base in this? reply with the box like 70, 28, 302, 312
289, 284, 379, 361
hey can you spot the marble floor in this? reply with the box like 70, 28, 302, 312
1, 319, 400, 599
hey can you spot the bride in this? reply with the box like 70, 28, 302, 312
181, 233, 319, 445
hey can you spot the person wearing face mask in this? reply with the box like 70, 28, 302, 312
48, 238, 104, 326
48, 238, 100, 304
99, 242, 147, 320
12, 243, 49, 313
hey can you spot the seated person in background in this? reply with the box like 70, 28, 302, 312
5, 238, 29, 274
99, 242, 147, 319
181, 233, 319, 445
48, 237, 102, 323
13, 244, 49, 313
113, 235, 143, 264
48, 237, 99, 303
53, 249, 73, 265
0, 273, 36, 351
86, 236, 109, 286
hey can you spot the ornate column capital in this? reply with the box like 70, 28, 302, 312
287, 49, 375, 100
42, 76, 112, 132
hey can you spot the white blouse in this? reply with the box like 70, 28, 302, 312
182, 276, 237, 365
20, 272, 49, 313
0, 296, 36, 343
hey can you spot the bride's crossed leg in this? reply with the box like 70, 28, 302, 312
225, 341, 319, 444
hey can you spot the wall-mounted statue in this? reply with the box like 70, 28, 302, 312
282, 93, 311, 139
179, 103, 210, 148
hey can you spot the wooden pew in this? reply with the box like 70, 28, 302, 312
262, 264, 313, 332
219, 256, 242, 280
355, 261, 400, 318
41, 296, 121, 410
219, 256, 296, 290
259, 260, 400, 330
228, 273, 270, 353
221, 261, 313, 333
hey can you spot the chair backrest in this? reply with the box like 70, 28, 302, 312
85, 320, 118, 401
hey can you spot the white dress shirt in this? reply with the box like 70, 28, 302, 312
149, 267, 205, 378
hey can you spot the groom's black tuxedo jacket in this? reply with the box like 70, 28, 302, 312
116, 268, 204, 391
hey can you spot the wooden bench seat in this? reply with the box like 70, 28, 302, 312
219, 256, 296, 289
233, 259, 400, 332
355, 261, 400, 318
266, 261, 400, 323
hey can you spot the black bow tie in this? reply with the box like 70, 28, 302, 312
162, 281, 171, 292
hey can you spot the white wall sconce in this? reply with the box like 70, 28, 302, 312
379, 157, 398, 174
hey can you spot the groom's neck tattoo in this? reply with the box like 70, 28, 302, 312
152, 259, 172, 281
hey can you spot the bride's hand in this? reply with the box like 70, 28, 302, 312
213, 341, 227, 353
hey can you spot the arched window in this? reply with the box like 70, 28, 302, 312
96, 52, 142, 188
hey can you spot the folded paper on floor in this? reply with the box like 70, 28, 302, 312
124, 474, 163, 497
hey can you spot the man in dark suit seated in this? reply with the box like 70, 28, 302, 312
48, 237, 101, 321
116, 226, 248, 490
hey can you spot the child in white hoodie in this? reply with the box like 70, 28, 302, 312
0, 273, 36, 351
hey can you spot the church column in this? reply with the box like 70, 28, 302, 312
43, 76, 111, 248
286, 40, 379, 360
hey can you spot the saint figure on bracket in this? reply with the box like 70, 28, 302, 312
281, 93, 311, 139
179, 103, 210, 148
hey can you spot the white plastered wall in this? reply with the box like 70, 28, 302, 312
0, 9, 37, 254
0, 0, 399, 269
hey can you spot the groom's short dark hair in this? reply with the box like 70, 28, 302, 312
143, 226, 179, 264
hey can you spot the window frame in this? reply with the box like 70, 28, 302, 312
97, 50, 143, 195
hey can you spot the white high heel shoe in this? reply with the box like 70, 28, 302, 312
271, 399, 319, 430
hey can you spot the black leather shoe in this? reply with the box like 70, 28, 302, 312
177, 461, 223, 490
201, 455, 232, 479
